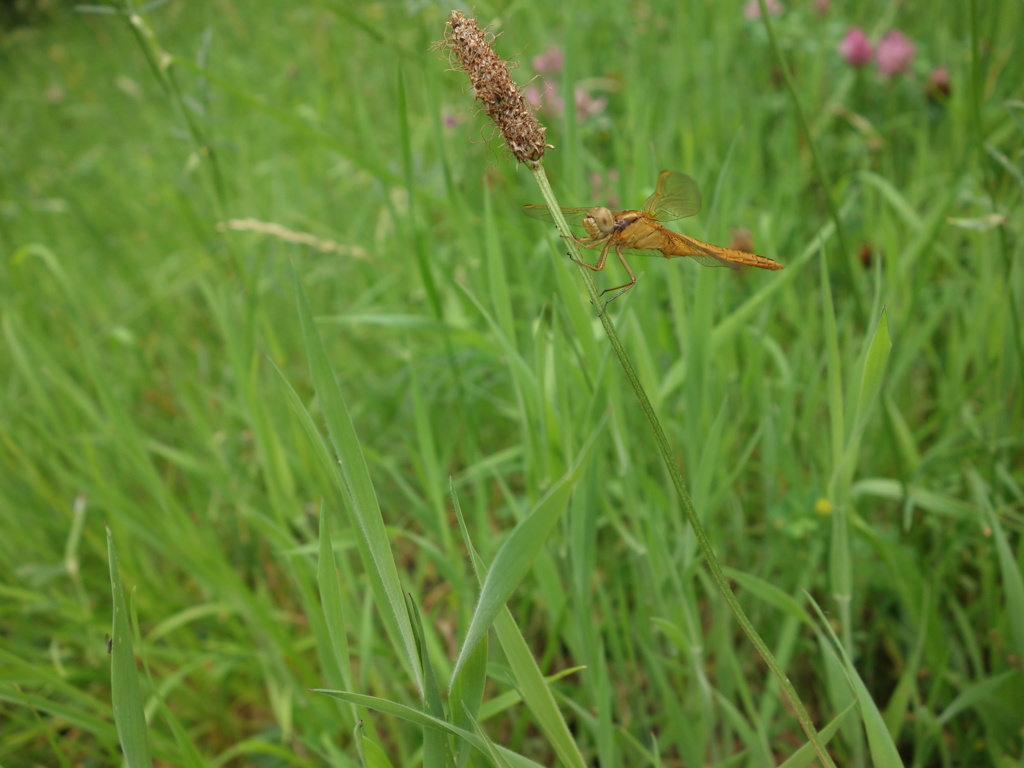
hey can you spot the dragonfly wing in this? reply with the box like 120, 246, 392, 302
626, 247, 737, 269
522, 205, 592, 226
690, 253, 739, 270
664, 231, 740, 270
641, 170, 702, 221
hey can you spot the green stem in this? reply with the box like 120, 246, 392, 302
530, 167, 606, 309
757, 0, 864, 326
531, 163, 836, 768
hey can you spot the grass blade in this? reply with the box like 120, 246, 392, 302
809, 599, 906, 767
315, 691, 547, 768
107, 526, 153, 768
449, 473, 576, 683
452, 481, 589, 768
291, 263, 423, 693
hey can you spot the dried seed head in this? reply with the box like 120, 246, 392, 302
434, 10, 551, 166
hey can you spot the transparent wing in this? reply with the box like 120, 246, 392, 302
522, 205, 593, 226
641, 170, 702, 221
664, 230, 742, 270
633, 250, 738, 269
690, 253, 739, 269
626, 245, 737, 268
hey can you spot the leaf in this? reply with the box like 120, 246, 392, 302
107, 526, 153, 768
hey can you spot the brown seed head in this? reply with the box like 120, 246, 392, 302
728, 227, 755, 254
434, 10, 551, 166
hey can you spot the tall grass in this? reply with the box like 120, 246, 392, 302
1, 2, 1021, 767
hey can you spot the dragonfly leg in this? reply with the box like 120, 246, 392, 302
569, 234, 606, 251
596, 247, 637, 313
569, 236, 613, 271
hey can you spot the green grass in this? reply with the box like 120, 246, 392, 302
2, 1, 1022, 766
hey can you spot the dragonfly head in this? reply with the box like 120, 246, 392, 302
585, 207, 616, 235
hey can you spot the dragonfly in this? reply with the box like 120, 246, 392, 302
524, 170, 783, 305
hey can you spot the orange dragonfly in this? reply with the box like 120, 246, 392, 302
524, 170, 783, 304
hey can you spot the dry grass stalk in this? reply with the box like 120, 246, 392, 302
434, 10, 551, 166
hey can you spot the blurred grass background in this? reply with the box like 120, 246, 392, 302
1, 1, 1022, 766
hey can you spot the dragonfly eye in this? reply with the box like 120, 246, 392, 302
589, 207, 615, 233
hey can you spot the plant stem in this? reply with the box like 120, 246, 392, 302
531, 162, 836, 768
756, 0, 864, 327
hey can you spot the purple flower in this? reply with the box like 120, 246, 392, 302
838, 28, 873, 68
876, 30, 915, 77
531, 47, 564, 76
524, 80, 564, 116
574, 87, 607, 122
525, 80, 606, 124
925, 66, 951, 101
743, 0, 783, 20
